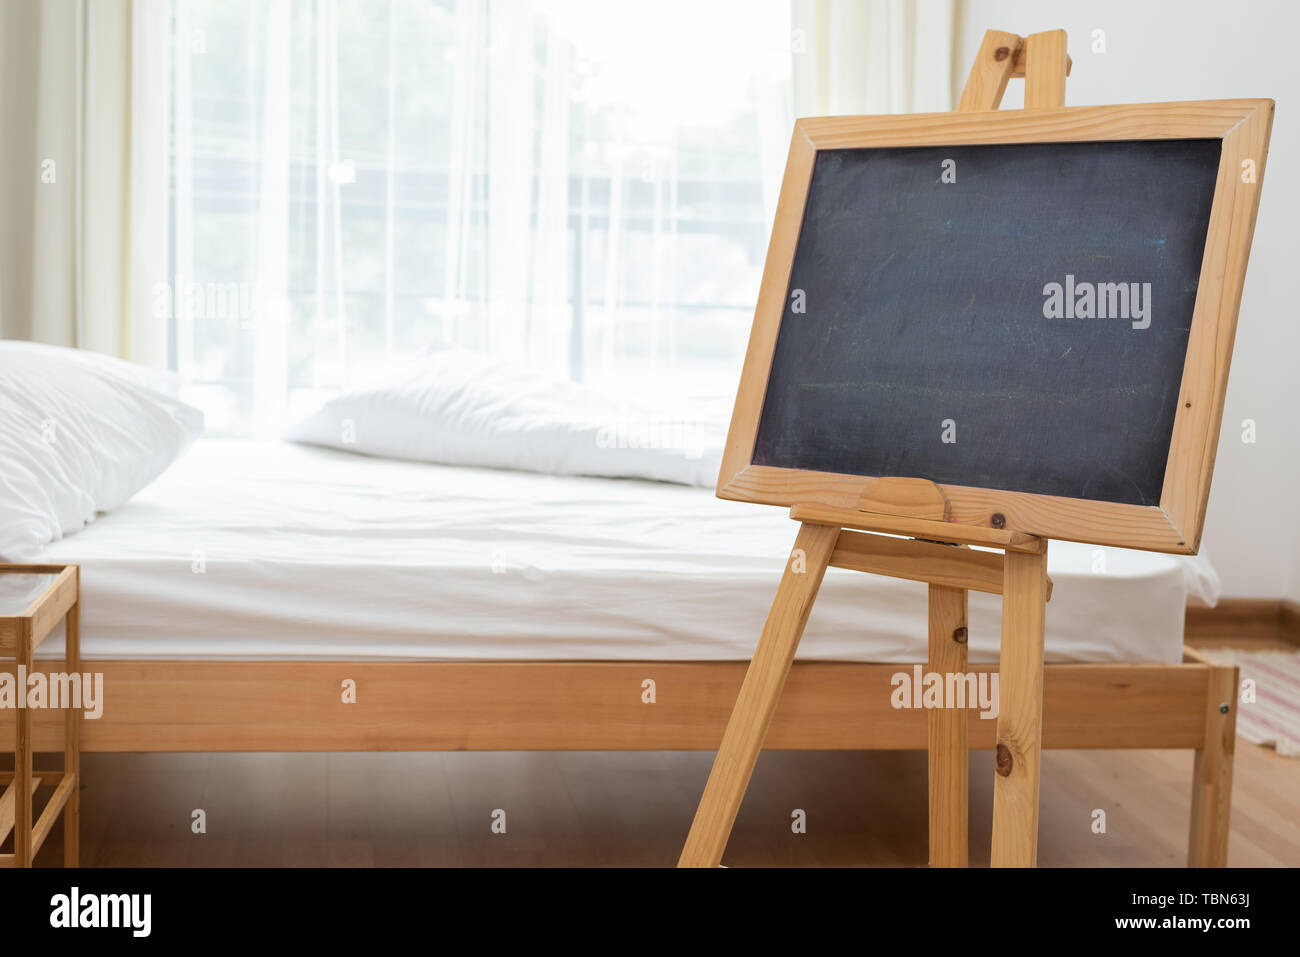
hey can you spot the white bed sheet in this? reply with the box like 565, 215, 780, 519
33, 439, 1217, 663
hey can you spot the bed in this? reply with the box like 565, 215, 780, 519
31, 438, 1213, 663
6, 438, 1239, 865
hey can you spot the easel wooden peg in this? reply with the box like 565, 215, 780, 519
958, 28, 1071, 112
678, 29, 1071, 870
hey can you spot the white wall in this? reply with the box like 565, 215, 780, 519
953, 0, 1300, 600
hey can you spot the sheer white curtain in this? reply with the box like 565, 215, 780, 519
0, 0, 170, 364
165, 0, 950, 436
168, 0, 796, 435
2, 0, 951, 436
791, 0, 954, 116
440, 0, 571, 371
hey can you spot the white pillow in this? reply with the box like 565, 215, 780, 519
0, 341, 205, 558
284, 349, 724, 486
0, 339, 185, 396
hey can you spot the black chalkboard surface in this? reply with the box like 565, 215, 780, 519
751, 139, 1222, 507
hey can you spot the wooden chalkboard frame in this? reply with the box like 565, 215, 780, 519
720, 99, 1274, 554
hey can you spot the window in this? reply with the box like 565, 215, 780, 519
167, 0, 794, 435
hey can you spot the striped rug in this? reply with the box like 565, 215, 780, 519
1200, 648, 1300, 757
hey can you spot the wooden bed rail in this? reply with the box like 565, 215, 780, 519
1, 657, 1237, 865
0, 658, 1222, 752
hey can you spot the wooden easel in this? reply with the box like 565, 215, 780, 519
678, 29, 1073, 869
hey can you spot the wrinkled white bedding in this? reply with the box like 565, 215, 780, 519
34, 439, 1213, 663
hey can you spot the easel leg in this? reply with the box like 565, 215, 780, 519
1188, 663, 1237, 867
928, 584, 968, 867
678, 522, 839, 867
990, 546, 1048, 867
956, 28, 1021, 111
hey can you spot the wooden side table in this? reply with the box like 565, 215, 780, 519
0, 564, 80, 868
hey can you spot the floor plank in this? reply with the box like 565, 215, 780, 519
7, 740, 1295, 867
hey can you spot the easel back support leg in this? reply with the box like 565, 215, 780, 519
1024, 29, 1069, 109
678, 522, 840, 867
928, 584, 969, 867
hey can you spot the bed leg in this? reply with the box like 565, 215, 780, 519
678, 522, 839, 868
1188, 663, 1237, 867
928, 584, 968, 867
990, 545, 1048, 867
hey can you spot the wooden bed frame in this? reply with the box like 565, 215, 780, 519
5, 649, 1238, 866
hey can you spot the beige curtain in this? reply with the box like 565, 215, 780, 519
792, 0, 955, 116
0, 0, 170, 366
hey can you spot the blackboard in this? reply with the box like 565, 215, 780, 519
751, 139, 1222, 507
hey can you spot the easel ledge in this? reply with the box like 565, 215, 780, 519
791, 503, 1046, 554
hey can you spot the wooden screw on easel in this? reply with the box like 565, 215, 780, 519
677, 28, 1072, 870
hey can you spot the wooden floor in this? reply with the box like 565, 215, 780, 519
9, 739, 1297, 867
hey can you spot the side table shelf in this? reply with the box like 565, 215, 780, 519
1, 564, 81, 868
